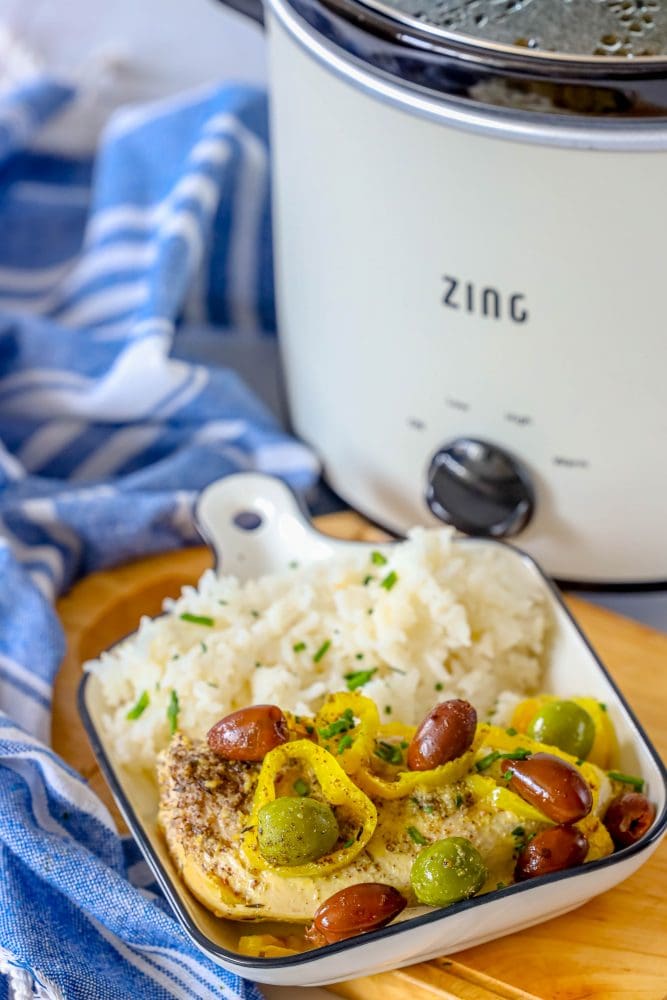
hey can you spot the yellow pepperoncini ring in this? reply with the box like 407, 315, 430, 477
465, 773, 612, 861
464, 772, 553, 825
570, 697, 619, 770
472, 726, 614, 862
242, 739, 377, 877
314, 692, 380, 774
510, 695, 619, 769
475, 724, 607, 815
380, 720, 416, 738
355, 724, 484, 801
237, 935, 301, 958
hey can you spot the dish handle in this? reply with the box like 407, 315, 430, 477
195, 473, 336, 580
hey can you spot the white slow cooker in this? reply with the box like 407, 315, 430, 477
215, 0, 667, 585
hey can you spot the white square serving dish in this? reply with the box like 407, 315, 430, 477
79, 473, 667, 988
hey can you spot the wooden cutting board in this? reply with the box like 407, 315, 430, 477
53, 512, 667, 1000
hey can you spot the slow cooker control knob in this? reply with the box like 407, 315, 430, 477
426, 438, 534, 538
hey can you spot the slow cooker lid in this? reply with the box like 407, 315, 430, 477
287, 0, 667, 120
352, 0, 667, 61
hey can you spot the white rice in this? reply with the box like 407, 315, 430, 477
86, 527, 550, 773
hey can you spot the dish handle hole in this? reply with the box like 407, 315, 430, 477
232, 510, 263, 531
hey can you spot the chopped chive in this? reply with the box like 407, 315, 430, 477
505, 727, 518, 736
367, 608, 374, 615
342, 838, 355, 849
599, 702, 608, 712
384, 705, 392, 715
218, 599, 228, 605
502, 769, 513, 780
496, 882, 506, 890
380, 570, 398, 591
206, 682, 218, 688
435, 682, 444, 692
338, 733, 354, 754
476, 751, 500, 772
171, 654, 180, 660
318, 708, 355, 739
313, 639, 331, 663
371, 551, 387, 566
126, 691, 149, 720
389, 666, 406, 675
400, 740, 409, 749
293, 641, 307, 652
200, 641, 207, 653
410, 796, 434, 815
406, 826, 428, 845
180, 612, 214, 627
575, 758, 584, 767
511, 826, 525, 838
255, 661, 262, 668
305, 724, 314, 735
250, 610, 260, 618
293, 778, 309, 797
362, 575, 374, 586
608, 770, 645, 792
374, 740, 403, 765
344, 667, 378, 691
288, 560, 299, 569
167, 690, 180, 735
455, 793, 464, 808
355, 653, 365, 660
477, 747, 531, 772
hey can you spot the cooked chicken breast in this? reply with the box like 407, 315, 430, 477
157, 733, 557, 923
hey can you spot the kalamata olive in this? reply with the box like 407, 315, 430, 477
207, 705, 288, 761
410, 837, 487, 906
257, 797, 339, 866
407, 699, 477, 771
515, 825, 588, 881
307, 883, 407, 944
508, 752, 593, 824
527, 700, 596, 759
603, 792, 656, 848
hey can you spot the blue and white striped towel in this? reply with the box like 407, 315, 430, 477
0, 76, 319, 999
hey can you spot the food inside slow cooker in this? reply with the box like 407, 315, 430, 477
156, 692, 656, 956
389, 0, 667, 59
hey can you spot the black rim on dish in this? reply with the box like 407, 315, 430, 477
77, 483, 667, 970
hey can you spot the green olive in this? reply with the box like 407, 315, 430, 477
410, 837, 487, 907
257, 796, 339, 866
527, 700, 595, 759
